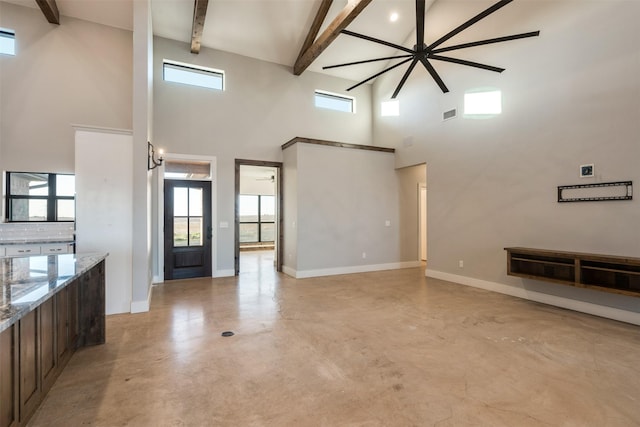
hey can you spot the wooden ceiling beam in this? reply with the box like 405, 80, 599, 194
35, 0, 60, 25
294, 0, 373, 76
296, 0, 333, 63
190, 0, 209, 54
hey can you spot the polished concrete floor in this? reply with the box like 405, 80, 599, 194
30, 251, 640, 426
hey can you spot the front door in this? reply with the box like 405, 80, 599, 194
164, 179, 212, 280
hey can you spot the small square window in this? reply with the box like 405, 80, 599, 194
315, 90, 355, 113
0, 29, 16, 56
163, 60, 224, 90
381, 100, 399, 117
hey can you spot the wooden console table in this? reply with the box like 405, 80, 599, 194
505, 247, 640, 297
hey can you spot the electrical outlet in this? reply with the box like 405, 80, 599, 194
459, 260, 464, 268
362, 252, 367, 259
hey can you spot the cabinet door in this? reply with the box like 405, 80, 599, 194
19, 310, 40, 423
5, 246, 41, 257
41, 244, 72, 254
56, 290, 70, 363
78, 261, 105, 346
40, 298, 57, 394
0, 325, 18, 427
68, 280, 79, 349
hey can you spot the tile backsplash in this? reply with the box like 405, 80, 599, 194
0, 222, 75, 243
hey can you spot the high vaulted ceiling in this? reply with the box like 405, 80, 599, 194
4, 0, 538, 86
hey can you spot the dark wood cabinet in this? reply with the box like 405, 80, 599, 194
18, 311, 39, 424
67, 280, 79, 350
0, 260, 105, 427
78, 261, 105, 347
506, 247, 640, 297
40, 297, 57, 394
56, 288, 69, 363
0, 324, 18, 427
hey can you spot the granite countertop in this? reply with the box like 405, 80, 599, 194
0, 252, 107, 333
0, 239, 75, 245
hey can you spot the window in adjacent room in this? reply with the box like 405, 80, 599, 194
314, 90, 355, 113
163, 60, 224, 90
464, 89, 502, 115
5, 172, 75, 222
0, 29, 16, 56
239, 195, 275, 243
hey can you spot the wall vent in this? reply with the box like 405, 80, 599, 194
443, 108, 457, 121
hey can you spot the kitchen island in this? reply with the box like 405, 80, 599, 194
0, 252, 107, 427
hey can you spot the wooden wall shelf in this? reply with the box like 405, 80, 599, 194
505, 247, 640, 297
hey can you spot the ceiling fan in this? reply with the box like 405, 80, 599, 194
324, 0, 540, 99
256, 175, 275, 183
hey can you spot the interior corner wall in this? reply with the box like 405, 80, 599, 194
371, 0, 640, 315
289, 143, 403, 275
282, 144, 298, 274
132, 0, 154, 311
153, 37, 373, 273
0, 1, 132, 174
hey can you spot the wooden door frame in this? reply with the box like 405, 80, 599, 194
156, 153, 217, 283
235, 159, 283, 275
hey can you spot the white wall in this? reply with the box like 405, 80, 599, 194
0, 1, 132, 174
153, 37, 373, 273
282, 144, 298, 273
283, 142, 419, 278
75, 128, 132, 315
131, 0, 154, 312
372, 0, 640, 315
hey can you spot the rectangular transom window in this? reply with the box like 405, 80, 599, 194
163, 60, 224, 90
0, 29, 16, 56
315, 90, 355, 113
464, 90, 502, 115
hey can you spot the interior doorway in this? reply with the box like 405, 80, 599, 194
419, 184, 427, 261
234, 159, 283, 275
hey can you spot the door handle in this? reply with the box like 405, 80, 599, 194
207, 226, 212, 239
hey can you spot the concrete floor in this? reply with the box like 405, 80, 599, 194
30, 251, 640, 426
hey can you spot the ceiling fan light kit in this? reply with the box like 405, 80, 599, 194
324, 0, 540, 99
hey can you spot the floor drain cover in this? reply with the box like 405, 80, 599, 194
221, 331, 234, 337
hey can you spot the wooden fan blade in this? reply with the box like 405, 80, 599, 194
323, 54, 413, 70
419, 57, 449, 93
342, 29, 415, 54
429, 55, 505, 73
416, 0, 426, 50
429, 0, 513, 50
431, 31, 540, 54
391, 58, 419, 99
347, 57, 415, 92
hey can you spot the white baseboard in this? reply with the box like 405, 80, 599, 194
130, 283, 153, 313
214, 269, 235, 278
282, 265, 296, 278
425, 269, 640, 326
286, 261, 422, 279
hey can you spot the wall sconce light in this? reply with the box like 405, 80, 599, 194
148, 141, 164, 170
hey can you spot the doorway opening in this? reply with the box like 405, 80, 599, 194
419, 183, 427, 262
235, 159, 283, 275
